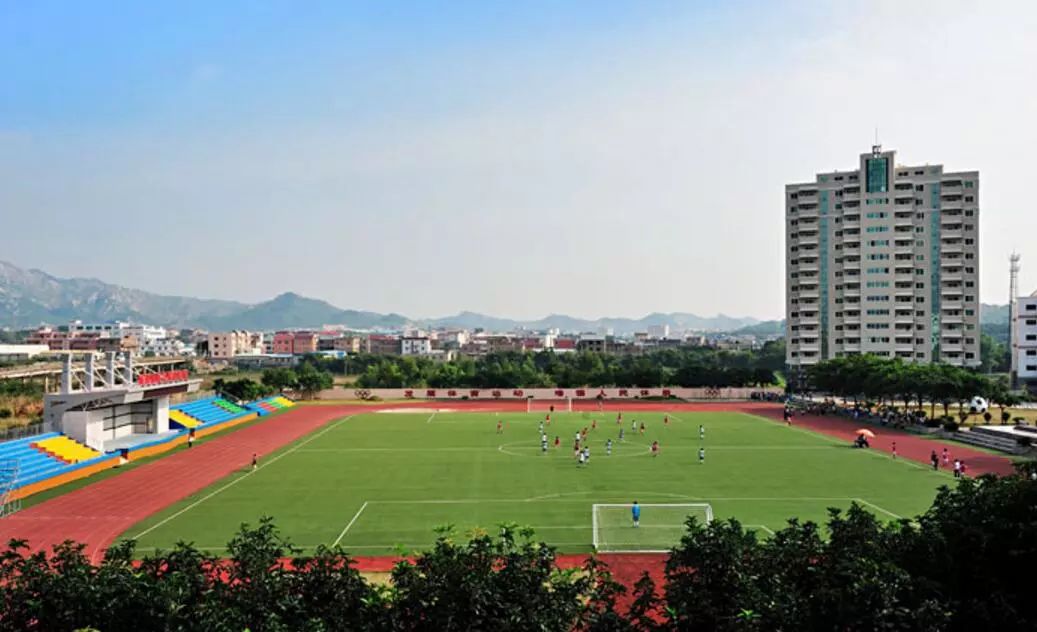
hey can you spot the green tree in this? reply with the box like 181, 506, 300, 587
261, 367, 298, 393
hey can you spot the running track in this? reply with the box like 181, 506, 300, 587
0, 400, 1014, 570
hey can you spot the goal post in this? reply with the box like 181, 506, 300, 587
592, 503, 713, 553
527, 397, 572, 413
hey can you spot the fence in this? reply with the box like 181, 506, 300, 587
315, 386, 783, 401
0, 420, 50, 443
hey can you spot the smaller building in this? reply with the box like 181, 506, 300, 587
0, 344, 52, 362
401, 336, 432, 356
1015, 291, 1037, 386
367, 334, 401, 355
208, 331, 261, 360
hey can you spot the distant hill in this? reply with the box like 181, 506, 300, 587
731, 319, 786, 337
981, 303, 1009, 325
427, 312, 761, 335
0, 259, 767, 333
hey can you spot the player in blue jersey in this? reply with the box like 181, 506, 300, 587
631, 501, 640, 527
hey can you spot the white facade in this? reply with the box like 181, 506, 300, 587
141, 338, 193, 357
69, 320, 168, 344
786, 147, 980, 367
208, 330, 263, 360
0, 344, 51, 361
401, 336, 432, 355
1016, 292, 1037, 382
647, 324, 670, 340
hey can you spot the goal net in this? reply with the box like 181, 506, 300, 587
592, 503, 713, 553
527, 398, 572, 413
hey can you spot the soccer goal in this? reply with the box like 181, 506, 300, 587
527, 397, 572, 413
592, 503, 713, 553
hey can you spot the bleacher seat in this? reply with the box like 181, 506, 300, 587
245, 395, 296, 416
0, 432, 110, 490
169, 397, 253, 430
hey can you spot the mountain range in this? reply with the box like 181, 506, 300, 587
0, 260, 767, 334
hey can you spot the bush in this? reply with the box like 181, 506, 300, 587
984, 411, 993, 423
1017, 436, 1033, 447
942, 420, 960, 432
924, 418, 941, 428
1015, 417, 1027, 425
0, 408, 10, 419
1002, 411, 1012, 424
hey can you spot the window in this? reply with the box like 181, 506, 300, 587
866, 226, 890, 233
867, 157, 889, 193
1026, 304, 1037, 311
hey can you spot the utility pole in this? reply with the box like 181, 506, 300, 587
1010, 253, 1021, 388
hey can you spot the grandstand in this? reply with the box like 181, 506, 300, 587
246, 396, 296, 416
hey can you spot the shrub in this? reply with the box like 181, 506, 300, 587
0, 408, 10, 419
942, 420, 960, 432
1014, 417, 1027, 425
924, 418, 941, 428
1002, 411, 1012, 424
984, 411, 993, 423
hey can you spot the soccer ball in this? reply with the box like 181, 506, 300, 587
968, 396, 989, 414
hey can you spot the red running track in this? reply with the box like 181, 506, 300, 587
747, 406, 1016, 476
0, 405, 363, 562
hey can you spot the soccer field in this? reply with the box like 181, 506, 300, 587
123, 409, 952, 555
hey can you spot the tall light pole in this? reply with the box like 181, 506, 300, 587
1010, 253, 1021, 388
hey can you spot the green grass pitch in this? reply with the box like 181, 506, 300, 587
123, 410, 952, 555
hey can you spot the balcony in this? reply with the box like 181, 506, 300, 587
940, 242, 964, 254
942, 300, 964, 311
941, 229, 964, 240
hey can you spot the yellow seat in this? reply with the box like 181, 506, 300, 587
35, 436, 101, 464
169, 409, 200, 428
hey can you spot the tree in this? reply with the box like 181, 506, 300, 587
294, 364, 333, 399
261, 367, 298, 393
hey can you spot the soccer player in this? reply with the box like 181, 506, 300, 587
575, 430, 582, 445
583, 446, 590, 463
554, 435, 560, 448
541, 434, 548, 455
546, 413, 551, 425
497, 420, 503, 434
664, 415, 669, 426
578, 450, 586, 467
618, 428, 625, 442
942, 448, 949, 467
698, 447, 705, 464
606, 438, 613, 456
617, 411, 623, 424
631, 501, 640, 528
891, 441, 897, 459
651, 440, 659, 457
930, 450, 939, 470
699, 424, 705, 440
538, 421, 544, 434
631, 418, 637, 431
639, 421, 645, 435
591, 419, 597, 431
251, 453, 258, 471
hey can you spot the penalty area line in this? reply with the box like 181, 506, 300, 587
426, 412, 437, 423
332, 501, 369, 546
853, 497, 904, 520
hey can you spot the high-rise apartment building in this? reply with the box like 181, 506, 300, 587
786, 147, 980, 368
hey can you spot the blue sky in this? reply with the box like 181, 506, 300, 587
2, 1, 1035, 319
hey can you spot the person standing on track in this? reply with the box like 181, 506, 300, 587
187, 430, 195, 448
891, 441, 897, 459
930, 450, 939, 470
251, 453, 258, 471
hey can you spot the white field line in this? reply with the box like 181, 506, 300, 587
426, 412, 437, 424
747, 524, 776, 535
853, 497, 905, 520
130, 415, 355, 541
366, 496, 867, 505
332, 501, 369, 546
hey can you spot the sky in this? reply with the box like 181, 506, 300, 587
2, 1, 1036, 321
